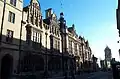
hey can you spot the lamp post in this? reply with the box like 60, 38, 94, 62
59, 12, 66, 76
61, 33, 64, 75
44, 32, 48, 79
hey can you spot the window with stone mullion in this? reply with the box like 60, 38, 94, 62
74, 43, 77, 55
55, 40, 57, 49
58, 41, 60, 51
8, 11, 15, 23
69, 40, 72, 54
40, 33, 42, 47
79, 46, 81, 56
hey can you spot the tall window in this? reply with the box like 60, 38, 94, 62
55, 27, 56, 35
10, 0, 16, 6
50, 26, 52, 33
40, 33, 42, 47
54, 40, 57, 49
52, 26, 54, 33
26, 28, 31, 45
38, 33, 40, 43
35, 32, 37, 42
79, 46, 82, 56
32, 31, 41, 49
35, 17, 38, 26
8, 11, 15, 23
6, 29, 14, 43
85, 52, 87, 59
74, 43, 77, 55
58, 41, 60, 51
69, 40, 72, 54
33, 31, 36, 42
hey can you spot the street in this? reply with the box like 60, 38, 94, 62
75, 71, 113, 79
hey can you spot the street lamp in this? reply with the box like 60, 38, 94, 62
61, 33, 64, 75
59, 12, 66, 76
43, 23, 49, 78
44, 32, 48, 79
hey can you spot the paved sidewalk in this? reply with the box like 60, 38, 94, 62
48, 74, 87, 79
47, 72, 102, 79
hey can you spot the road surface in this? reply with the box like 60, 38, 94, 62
76, 71, 113, 79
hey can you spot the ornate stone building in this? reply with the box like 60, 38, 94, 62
104, 46, 112, 69
0, 0, 93, 78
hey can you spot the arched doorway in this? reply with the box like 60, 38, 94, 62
1, 54, 13, 79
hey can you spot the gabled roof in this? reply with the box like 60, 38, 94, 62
23, 0, 41, 12
23, 6, 29, 12
31, 0, 39, 4
68, 24, 78, 36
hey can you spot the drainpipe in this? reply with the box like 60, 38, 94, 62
0, 0, 6, 77
18, 10, 23, 74
0, 0, 6, 46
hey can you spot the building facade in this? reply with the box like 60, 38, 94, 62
117, 0, 120, 36
100, 60, 106, 70
92, 55, 99, 72
104, 46, 112, 69
0, 0, 93, 78
0, 0, 23, 78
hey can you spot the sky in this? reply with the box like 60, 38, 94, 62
24, 0, 120, 61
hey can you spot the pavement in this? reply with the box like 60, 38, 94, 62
76, 71, 113, 79
48, 71, 113, 79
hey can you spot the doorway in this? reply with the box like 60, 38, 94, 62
1, 54, 13, 79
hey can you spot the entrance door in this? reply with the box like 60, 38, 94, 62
1, 54, 13, 79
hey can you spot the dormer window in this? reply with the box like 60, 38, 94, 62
10, 0, 16, 6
